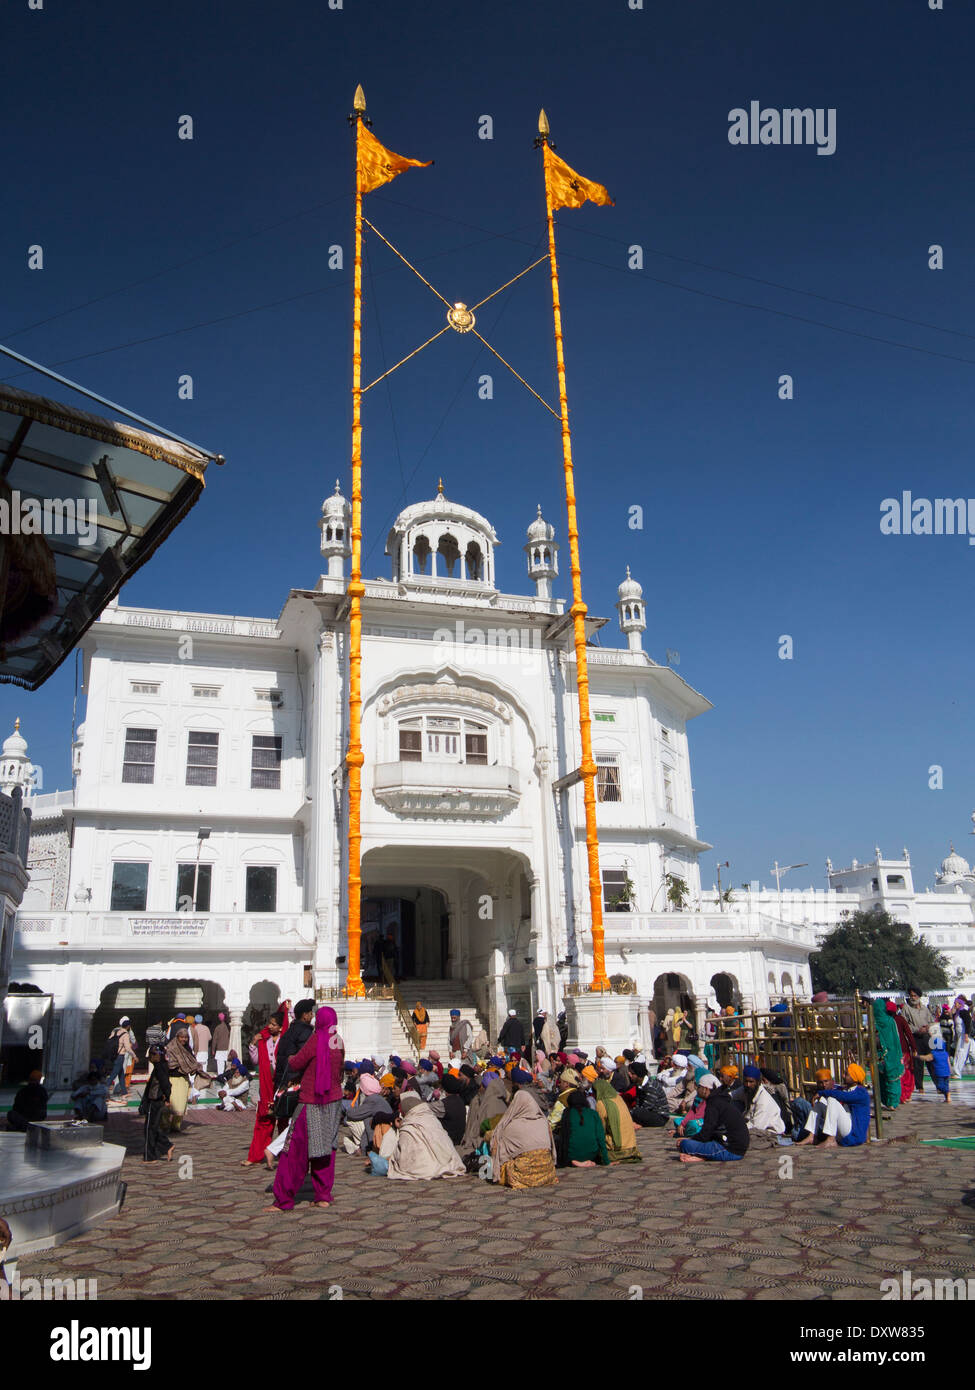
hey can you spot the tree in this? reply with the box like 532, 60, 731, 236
810, 907, 949, 995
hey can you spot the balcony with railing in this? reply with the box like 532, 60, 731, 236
372, 760, 520, 819
13, 911, 316, 952
594, 910, 819, 951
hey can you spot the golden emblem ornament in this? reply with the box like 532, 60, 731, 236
447, 301, 475, 333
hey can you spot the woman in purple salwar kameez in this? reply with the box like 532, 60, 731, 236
263, 1006, 344, 1212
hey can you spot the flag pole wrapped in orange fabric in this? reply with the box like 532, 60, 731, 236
345, 91, 430, 998
539, 116, 613, 991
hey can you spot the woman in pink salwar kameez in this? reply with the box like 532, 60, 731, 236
264, 1006, 344, 1212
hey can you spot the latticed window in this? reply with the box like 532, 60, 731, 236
186, 731, 219, 787
426, 716, 459, 757
596, 754, 622, 802
122, 727, 157, 784
465, 722, 488, 764
398, 719, 422, 762
663, 770, 675, 813
251, 734, 282, 789
397, 714, 492, 765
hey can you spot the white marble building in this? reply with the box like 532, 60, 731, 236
2, 484, 846, 1080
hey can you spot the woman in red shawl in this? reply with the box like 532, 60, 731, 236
242, 1006, 288, 1166
263, 1006, 345, 1212
888, 1000, 918, 1103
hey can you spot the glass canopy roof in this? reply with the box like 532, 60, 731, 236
0, 384, 217, 689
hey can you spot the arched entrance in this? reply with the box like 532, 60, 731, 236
360, 844, 533, 989
360, 890, 443, 980
651, 972, 696, 1023
89, 979, 227, 1060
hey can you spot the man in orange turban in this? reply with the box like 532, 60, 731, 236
796, 1063, 871, 1148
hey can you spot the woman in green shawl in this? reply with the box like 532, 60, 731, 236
872, 997, 904, 1109
555, 1088, 610, 1167
594, 1078, 643, 1162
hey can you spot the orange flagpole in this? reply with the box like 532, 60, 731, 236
344, 86, 367, 997
538, 113, 608, 991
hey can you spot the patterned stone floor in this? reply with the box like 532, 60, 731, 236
9, 1087, 975, 1300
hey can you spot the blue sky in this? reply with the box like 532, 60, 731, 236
2, 0, 973, 893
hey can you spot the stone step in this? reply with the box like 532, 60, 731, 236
386, 982, 489, 1060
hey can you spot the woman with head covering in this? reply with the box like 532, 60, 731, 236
888, 1001, 917, 1103
490, 1088, 559, 1188
264, 1006, 345, 1211
411, 1001, 429, 1051
341, 1072, 394, 1155
140, 1045, 174, 1163
162, 1027, 214, 1133
555, 1088, 610, 1168
460, 1073, 508, 1158
547, 1068, 584, 1130
594, 1078, 643, 1162
387, 1092, 466, 1180
872, 998, 904, 1109
243, 1011, 285, 1166
438, 1072, 468, 1146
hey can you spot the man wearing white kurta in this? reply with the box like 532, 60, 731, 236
741, 1066, 785, 1134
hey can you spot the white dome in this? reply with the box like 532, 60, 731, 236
2, 719, 27, 760
526, 504, 555, 544
385, 483, 498, 587
617, 566, 643, 601
386, 484, 498, 547
321, 480, 349, 519
939, 844, 970, 881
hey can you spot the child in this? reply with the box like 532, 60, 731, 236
217, 1060, 251, 1111
922, 1026, 952, 1103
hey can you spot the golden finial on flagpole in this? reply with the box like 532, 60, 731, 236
535, 109, 552, 150
353, 84, 366, 114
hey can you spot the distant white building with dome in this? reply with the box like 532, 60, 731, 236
6, 483, 973, 1081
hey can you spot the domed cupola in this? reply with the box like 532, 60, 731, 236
320, 481, 351, 580
524, 505, 559, 598
0, 718, 34, 796
937, 843, 971, 884
385, 480, 498, 590
616, 567, 646, 652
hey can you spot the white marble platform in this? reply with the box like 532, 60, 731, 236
0, 1131, 126, 1255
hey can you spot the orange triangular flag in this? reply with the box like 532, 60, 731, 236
357, 124, 432, 195
544, 144, 613, 211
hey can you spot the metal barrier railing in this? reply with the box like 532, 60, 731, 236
703, 993, 882, 1140
381, 960, 422, 1060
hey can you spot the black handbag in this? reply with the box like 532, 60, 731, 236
274, 1087, 300, 1121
